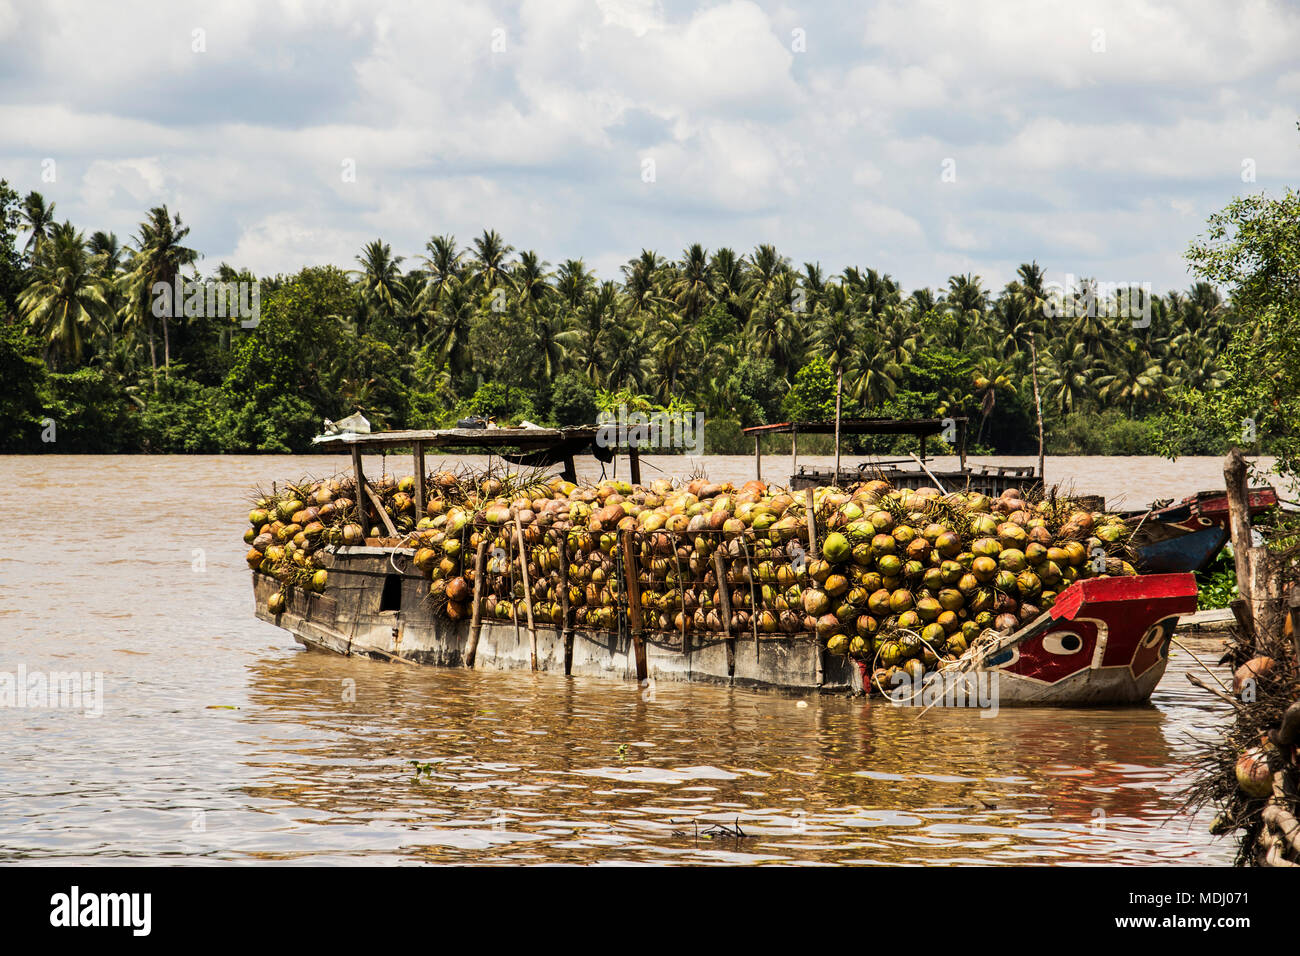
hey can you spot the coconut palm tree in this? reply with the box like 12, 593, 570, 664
352, 239, 404, 328
420, 234, 462, 306
20, 191, 55, 256
119, 206, 199, 381
469, 228, 514, 296
513, 250, 553, 314
670, 244, 714, 325
18, 223, 109, 364
1038, 340, 1096, 415
945, 273, 988, 351
1094, 340, 1168, 417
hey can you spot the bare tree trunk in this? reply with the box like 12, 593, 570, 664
1224, 448, 1284, 650
147, 317, 158, 392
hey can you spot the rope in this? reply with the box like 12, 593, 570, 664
1171, 634, 1233, 693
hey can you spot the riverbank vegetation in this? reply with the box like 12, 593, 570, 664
0, 176, 1284, 459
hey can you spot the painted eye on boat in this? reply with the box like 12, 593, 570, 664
1041, 632, 1083, 655
1141, 619, 1174, 648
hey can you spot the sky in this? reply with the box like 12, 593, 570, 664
2, 0, 1298, 294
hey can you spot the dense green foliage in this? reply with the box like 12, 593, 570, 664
1152, 177, 1300, 486
0, 176, 1268, 456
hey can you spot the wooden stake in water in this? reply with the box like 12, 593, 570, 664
515, 516, 538, 671
466, 538, 488, 668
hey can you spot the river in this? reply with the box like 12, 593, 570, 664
0, 453, 1257, 864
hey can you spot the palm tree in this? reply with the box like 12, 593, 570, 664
513, 250, 553, 314
20, 191, 55, 256
352, 239, 404, 328
945, 273, 988, 351
18, 223, 109, 364
670, 244, 714, 325
1094, 340, 1168, 416
1039, 340, 1096, 415
420, 234, 462, 307
469, 229, 514, 296
620, 251, 661, 314
119, 206, 199, 381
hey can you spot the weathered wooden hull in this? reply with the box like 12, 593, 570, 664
253, 549, 1198, 707
252, 548, 861, 694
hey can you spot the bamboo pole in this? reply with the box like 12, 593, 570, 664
1029, 331, 1044, 489
713, 547, 735, 678
363, 483, 400, 538
412, 441, 426, 517
466, 538, 488, 667
558, 535, 574, 675
622, 531, 649, 682
833, 366, 843, 485
350, 445, 369, 531
804, 486, 819, 558
515, 517, 538, 671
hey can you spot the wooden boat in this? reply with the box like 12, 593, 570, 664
254, 426, 1198, 705
254, 561, 1196, 705
864, 572, 1199, 707
743, 417, 1040, 497
1125, 487, 1277, 574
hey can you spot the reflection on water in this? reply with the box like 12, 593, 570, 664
0, 455, 1239, 864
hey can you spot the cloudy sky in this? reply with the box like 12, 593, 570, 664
2, 0, 1298, 293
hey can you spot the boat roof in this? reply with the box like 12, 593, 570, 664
312, 425, 602, 451
742, 416, 968, 437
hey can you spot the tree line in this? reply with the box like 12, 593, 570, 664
0, 176, 1272, 459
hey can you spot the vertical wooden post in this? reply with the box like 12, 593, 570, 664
754, 433, 762, 481
1029, 331, 1045, 489
515, 517, 538, 671
466, 538, 488, 667
804, 486, 819, 558
833, 367, 843, 485
791, 427, 799, 481
628, 447, 642, 485
618, 535, 650, 686
1225, 449, 1254, 619
412, 440, 426, 518
958, 418, 967, 473
558, 536, 574, 675
713, 547, 735, 679
351, 444, 369, 530
621, 530, 648, 682
806, 488, 825, 688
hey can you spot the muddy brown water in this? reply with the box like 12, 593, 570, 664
0, 454, 1262, 864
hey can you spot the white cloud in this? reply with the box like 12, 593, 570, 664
0, 0, 1296, 295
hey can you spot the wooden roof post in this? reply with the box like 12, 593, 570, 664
350, 444, 369, 530
628, 446, 641, 485
754, 432, 762, 481
833, 366, 843, 485
412, 440, 426, 517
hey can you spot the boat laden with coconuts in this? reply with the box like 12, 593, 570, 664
245, 427, 1199, 705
